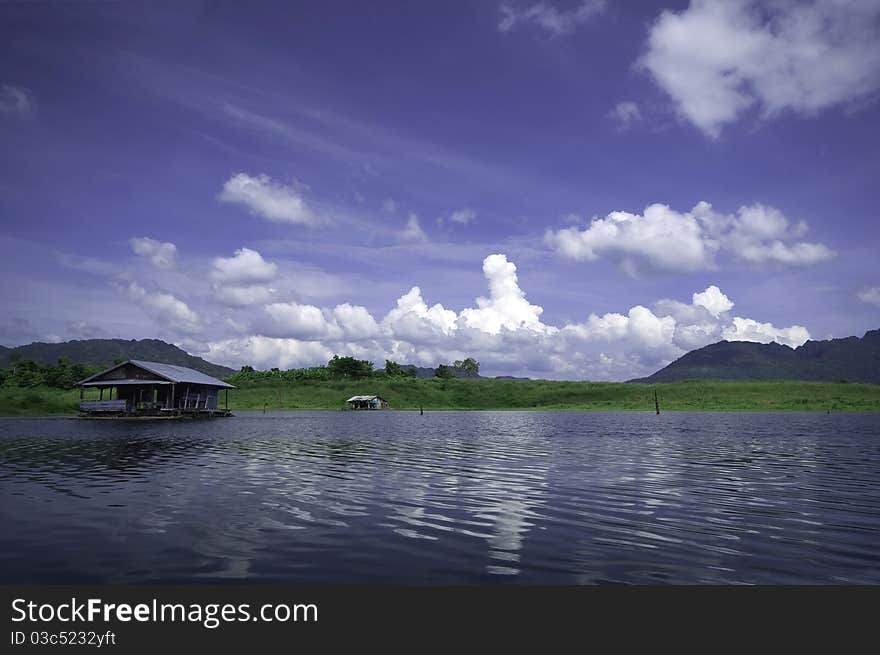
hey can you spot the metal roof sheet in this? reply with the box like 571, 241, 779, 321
81, 379, 171, 386
77, 360, 234, 388
129, 361, 235, 388
346, 395, 386, 402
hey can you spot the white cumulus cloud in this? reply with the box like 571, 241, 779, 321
126, 282, 199, 333
260, 300, 383, 342
546, 201, 834, 273
692, 285, 734, 318
545, 202, 718, 273
695, 201, 836, 266
332, 303, 383, 339
167, 252, 813, 381
579, 306, 677, 353
220, 285, 276, 307
562, 283, 806, 367
382, 287, 458, 343
722, 317, 810, 348
211, 248, 278, 284
640, 0, 880, 137
263, 301, 334, 340
129, 237, 177, 269
218, 173, 318, 225
458, 254, 548, 334
199, 336, 334, 371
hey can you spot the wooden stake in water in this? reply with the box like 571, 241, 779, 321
654, 388, 660, 415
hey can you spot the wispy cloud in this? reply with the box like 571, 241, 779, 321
498, 1, 605, 36
120, 52, 558, 205
449, 208, 477, 225
67, 321, 107, 339
608, 101, 642, 131
398, 214, 429, 243
56, 252, 120, 276
0, 85, 33, 115
223, 102, 369, 163
858, 287, 880, 306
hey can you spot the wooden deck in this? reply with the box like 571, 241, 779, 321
78, 401, 233, 419
77, 412, 233, 420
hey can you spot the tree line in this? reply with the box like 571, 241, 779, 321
0, 357, 101, 389
0, 354, 482, 388
226, 356, 480, 384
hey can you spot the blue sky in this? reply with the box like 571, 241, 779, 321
1, 0, 879, 379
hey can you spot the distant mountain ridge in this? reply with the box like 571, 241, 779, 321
634, 329, 880, 384
0, 339, 234, 378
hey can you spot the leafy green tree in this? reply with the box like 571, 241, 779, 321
434, 364, 453, 379
453, 357, 480, 376
327, 355, 374, 379
71, 363, 94, 384
44, 357, 78, 389
8, 359, 43, 387
385, 360, 403, 377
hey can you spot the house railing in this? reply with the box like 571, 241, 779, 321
80, 400, 128, 412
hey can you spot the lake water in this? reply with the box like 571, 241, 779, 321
1, 411, 879, 584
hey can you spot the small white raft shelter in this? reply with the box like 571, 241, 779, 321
345, 395, 390, 410
76, 360, 234, 419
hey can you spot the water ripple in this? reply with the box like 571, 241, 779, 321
1, 410, 879, 583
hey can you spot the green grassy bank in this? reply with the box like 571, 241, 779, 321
3, 379, 879, 416
0, 387, 83, 416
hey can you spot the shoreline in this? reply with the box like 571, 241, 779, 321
2, 379, 879, 416
2, 407, 880, 418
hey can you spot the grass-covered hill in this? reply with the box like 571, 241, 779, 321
635, 329, 880, 384
0, 338, 233, 378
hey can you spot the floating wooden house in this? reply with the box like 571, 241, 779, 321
77, 360, 234, 419
345, 395, 390, 410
